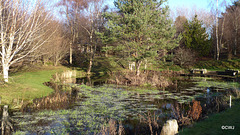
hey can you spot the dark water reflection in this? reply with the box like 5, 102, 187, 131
11, 76, 240, 135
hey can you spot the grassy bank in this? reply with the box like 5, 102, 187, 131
179, 99, 240, 135
194, 59, 240, 70
0, 66, 84, 108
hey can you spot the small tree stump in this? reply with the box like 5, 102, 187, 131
1, 105, 13, 135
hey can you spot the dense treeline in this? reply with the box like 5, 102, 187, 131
214, 1, 240, 59
1, 0, 240, 82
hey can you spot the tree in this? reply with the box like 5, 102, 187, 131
57, 0, 88, 65
182, 15, 211, 56
215, 0, 220, 60
38, 21, 69, 66
173, 47, 196, 67
226, 1, 240, 56
171, 6, 214, 33
51, 34, 69, 66
77, 0, 106, 74
58, 0, 106, 73
174, 15, 187, 46
0, 0, 54, 82
209, 0, 229, 60
212, 0, 240, 59
175, 16, 188, 37
100, 0, 178, 76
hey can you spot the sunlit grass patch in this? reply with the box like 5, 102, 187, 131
193, 77, 239, 89
195, 58, 240, 70
0, 66, 85, 108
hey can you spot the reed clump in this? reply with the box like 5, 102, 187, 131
108, 70, 182, 88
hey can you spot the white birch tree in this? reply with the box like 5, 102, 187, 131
78, 0, 105, 74
210, 0, 229, 60
0, 0, 54, 82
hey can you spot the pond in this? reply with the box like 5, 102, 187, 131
11, 72, 240, 135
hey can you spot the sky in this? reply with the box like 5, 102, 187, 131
106, 0, 234, 12
168, 0, 211, 10
52, 0, 235, 21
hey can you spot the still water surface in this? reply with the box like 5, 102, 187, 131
12, 76, 240, 134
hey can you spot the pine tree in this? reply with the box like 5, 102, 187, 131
183, 15, 211, 56
99, 0, 179, 75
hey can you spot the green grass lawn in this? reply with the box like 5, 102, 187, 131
0, 66, 80, 108
179, 99, 240, 135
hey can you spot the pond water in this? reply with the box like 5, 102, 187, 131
11, 73, 240, 135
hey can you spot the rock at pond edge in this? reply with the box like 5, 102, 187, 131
160, 119, 178, 135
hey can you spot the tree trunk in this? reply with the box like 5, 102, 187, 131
42, 56, 48, 66
70, 43, 73, 65
136, 61, 142, 76
1, 105, 13, 135
87, 56, 93, 75
228, 44, 232, 60
87, 45, 93, 75
234, 27, 238, 56
54, 60, 58, 67
87, 34, 94, 75
228, 52, 232, 60
129, 62, 135, 71
144, 59, 147, 70
3, 65, 9, 83
234, 38, 237, 56
86, 75, 92, 86
216, 0, 220, 60
105, 45, 108, 57
163, 49, 167, 62
219, 17, 225, 49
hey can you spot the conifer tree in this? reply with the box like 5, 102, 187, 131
99, 0, 179, 76
183, 15, 211, 56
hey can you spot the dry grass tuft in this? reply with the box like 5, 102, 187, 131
108, 70, 182, 88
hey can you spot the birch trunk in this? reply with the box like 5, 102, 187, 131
87, 45, 93, 75
70, 43, 73, 64
136, 61, 142, 76
3, 65, 9, 82
87, 56, 93, 75
0, 0, 54, 82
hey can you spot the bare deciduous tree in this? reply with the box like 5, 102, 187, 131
209, 0, 229, 60
173, 47, 196, 68
174, 16, 188, 37
35, 21, 69, 66
217, 1, 240, 59
171, 6, 214, 30
0, 0, 55, 82
51, 27, 70, 66
57, 0, 89, 65
227, 3, 240, 56
78, 0, 105, 74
